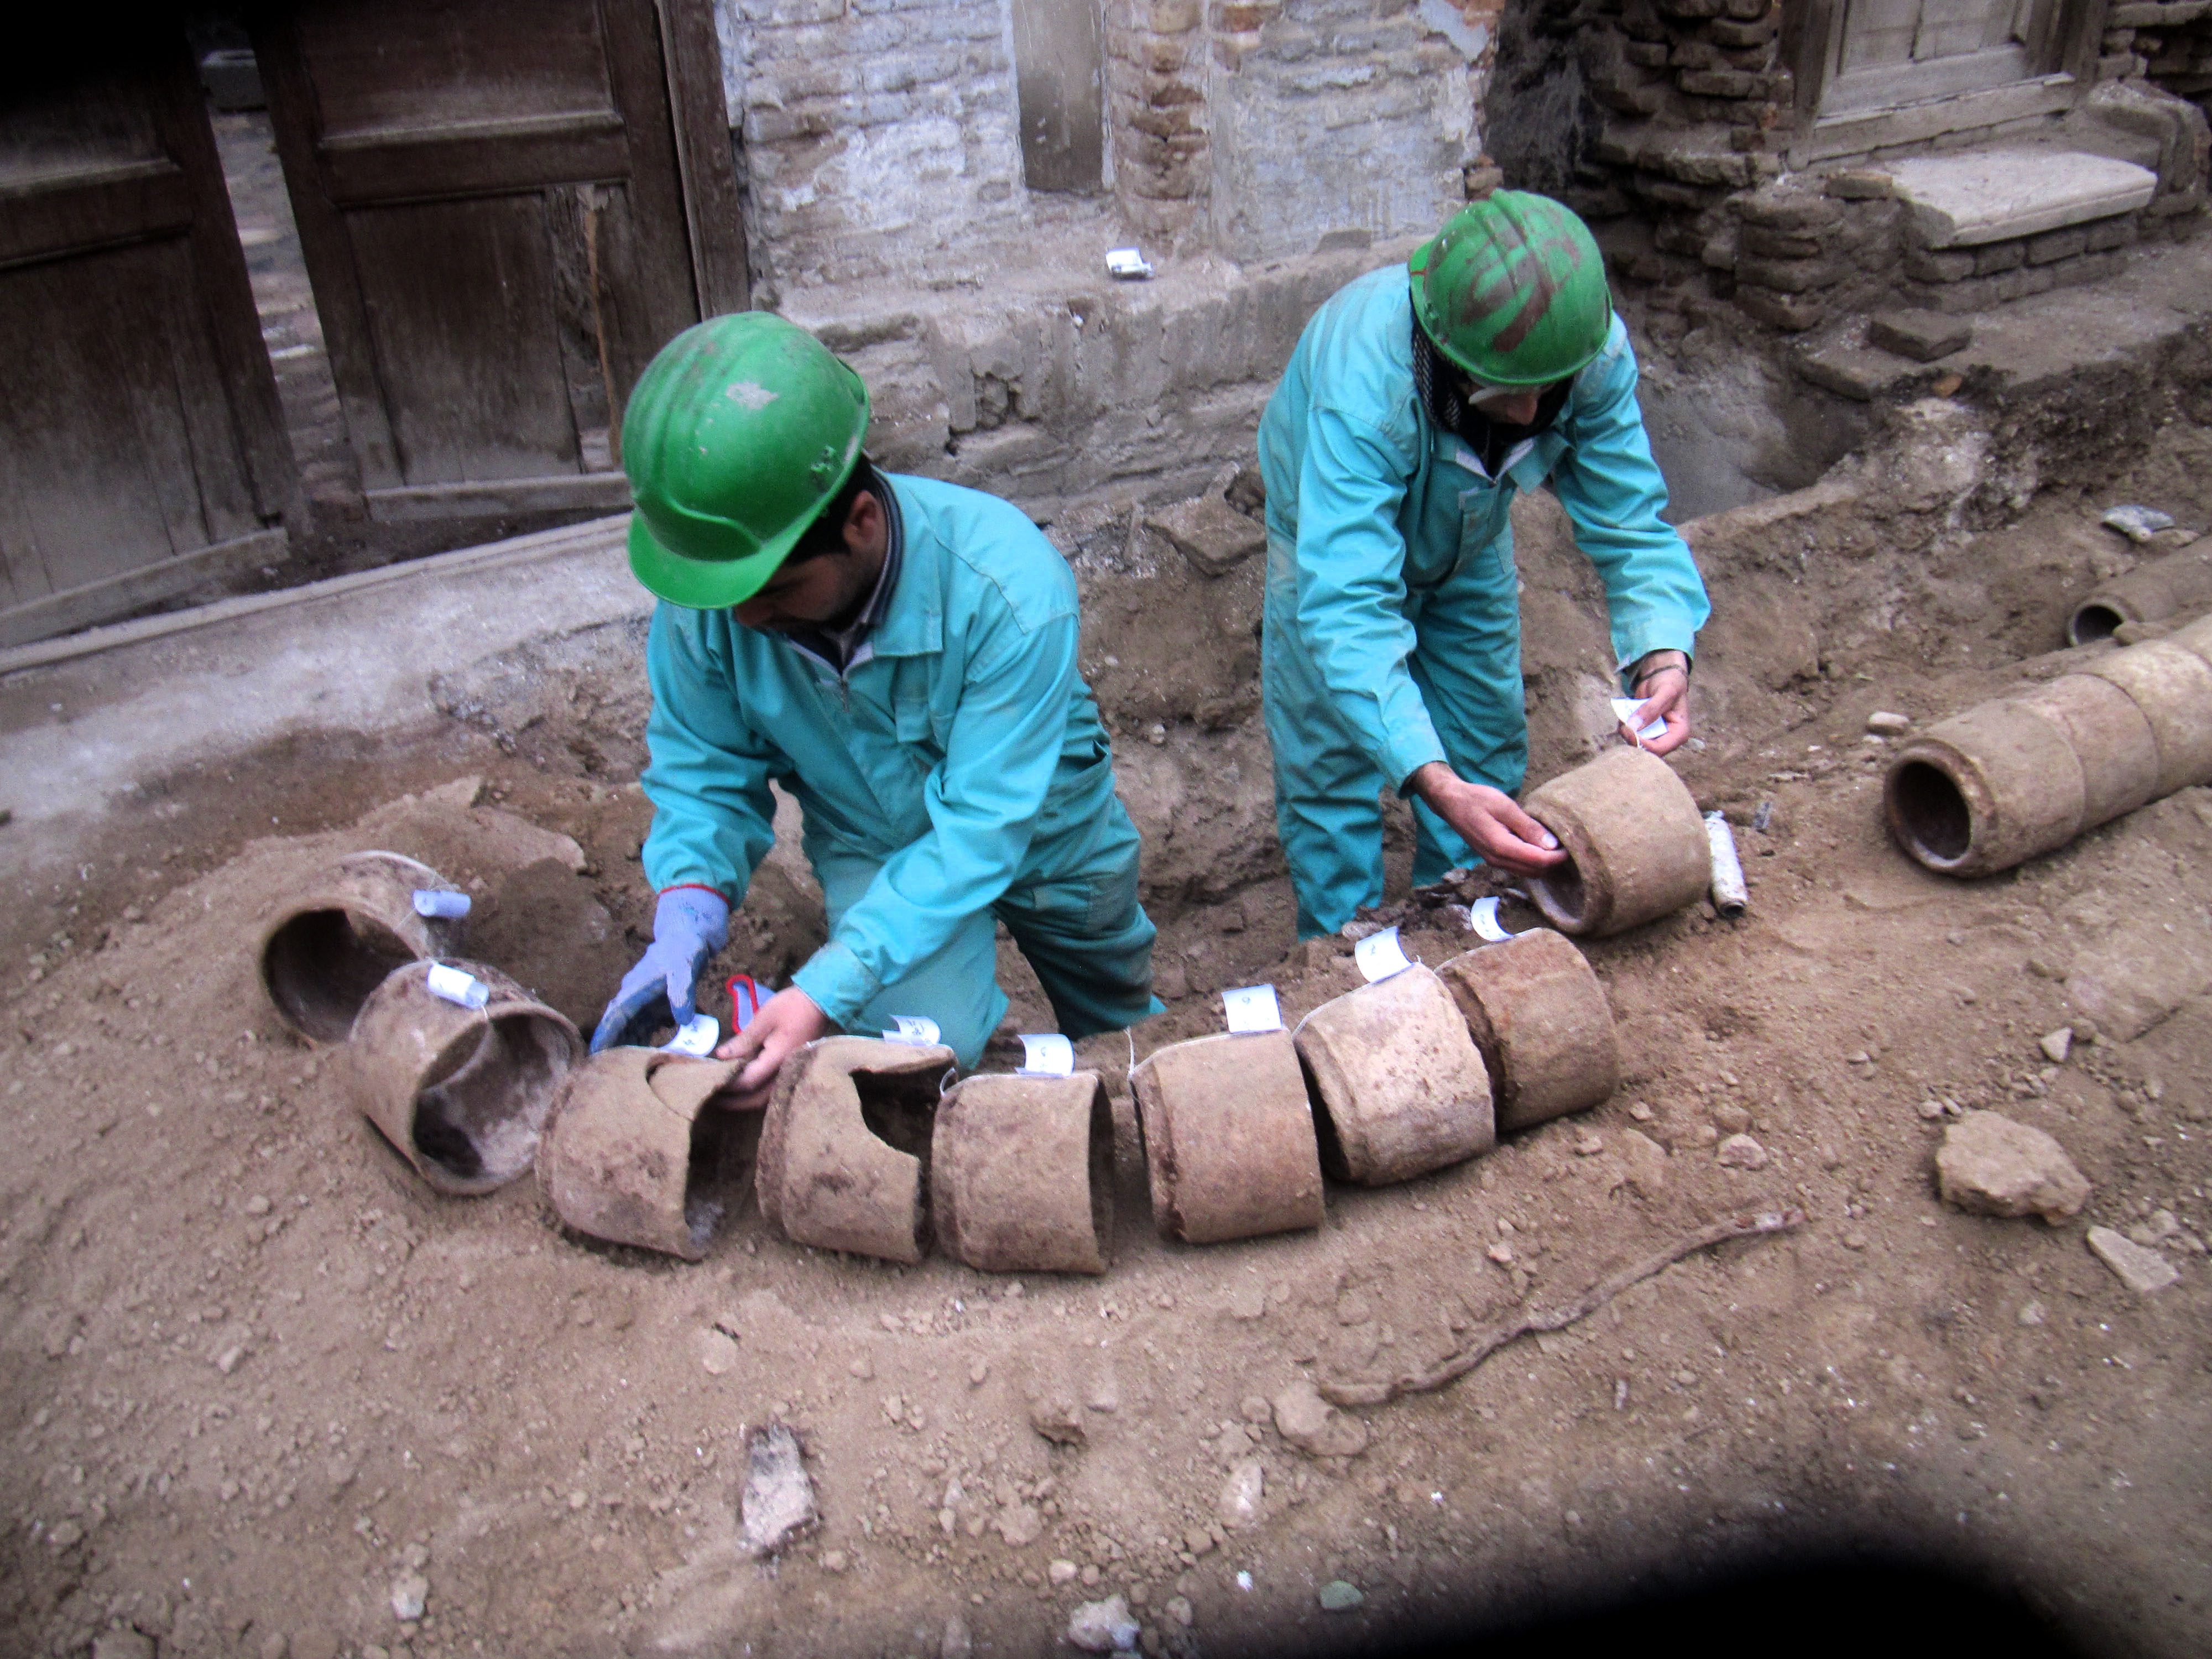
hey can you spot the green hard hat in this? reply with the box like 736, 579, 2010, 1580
622, 311, 870, 609
1408, 191, 1613, 387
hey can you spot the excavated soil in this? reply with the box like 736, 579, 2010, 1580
4, 408, 2212, 1659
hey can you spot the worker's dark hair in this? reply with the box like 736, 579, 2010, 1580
785, 457, 880, 565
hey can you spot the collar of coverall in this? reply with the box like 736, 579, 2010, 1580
780, 470, 905, 678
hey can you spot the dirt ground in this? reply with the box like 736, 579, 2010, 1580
4, 395, 2212, 1659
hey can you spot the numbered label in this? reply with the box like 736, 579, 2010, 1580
662, 1013, 720, 1057
1470, 896, 1517, 943
883, 1014, 943, 1047
1353, 925, 1414, 983
1018, 1033, 1076, 1077
1221, 984, 1284, 1034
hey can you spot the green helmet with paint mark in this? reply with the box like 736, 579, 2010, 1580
622, 311, 871, 609
1408, 191, 1613, 388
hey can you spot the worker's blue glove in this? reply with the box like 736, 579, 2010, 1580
590, 886, 731, 1053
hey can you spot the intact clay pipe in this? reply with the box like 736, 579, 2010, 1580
932, 1072, 1113, 1274
1439, 929, 1619, 1133
540, 1048, 747, 1260
1292, 965, 1495, 1186
345, 959, 581, 1196
1522, 748, 1709, 936
258, 851, 464, 1043
1132, 1030, 1325, 1244
1886, 625, 2212, 875
754, 1036, 956, 1264
2067, 537, 2212, 645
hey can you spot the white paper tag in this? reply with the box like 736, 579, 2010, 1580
424, 963, 488, 1010
662, 1013, 719, 1057
1221, 984, 1283, 1034
1611, 697, 1668, 745
883, 1014, 942, 1047
1353, 925, 1415, 982
1470, 896, 1517, 943
411, 888, 472, 919
1018, 1032, 1076, 1077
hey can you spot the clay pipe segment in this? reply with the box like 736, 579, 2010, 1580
257, 850, 463, 1044
2067, 536, 2212, 646
1291, 964, 1495, 1186
1129, 1029, 1324, 1244
1438, 929, 1619, 1134
540, 1048, 748, 1260
1522, 747, 1709, 936
343, 958, 581, 1196
754, 1036, 957, 1264
2076, 637, 2212, 800
932, 1072, 1113, 1274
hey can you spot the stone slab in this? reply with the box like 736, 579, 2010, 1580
2086, 1225, 2182, 1293
1888, 149, 2157, 247
1869, 310, 1974, 362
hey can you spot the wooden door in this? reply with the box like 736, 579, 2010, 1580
253, 0, 747, 526
1823, 0, 2062, 114
0, 42, 294, 648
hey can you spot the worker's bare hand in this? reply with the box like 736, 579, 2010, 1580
1407, 763, 1566, 877
1621, 650, 1692, 756
710, 987, 832, 1110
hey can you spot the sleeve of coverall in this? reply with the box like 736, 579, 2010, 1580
637, 603, 781, 905
1292, 406, 1451, 791
1547, 339, 1713, 686
788, 608, 1077, 1029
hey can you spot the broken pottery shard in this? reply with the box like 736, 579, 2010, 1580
1022, 1353, 1087, 1445
1067, 1595, 1142, 1653
755, 1036, 954, 1262
2065, 915, 2212, 1042
1619, 1126, 1668, 1194
1217, 1458, 1264, 1528
540, 1049, 748, 1259
739, 1425, 818, 1556
1146, 493, 1266, 578
996, 1504, 1043, 1546
1271, 1378, 1369, 1458
1936, 1111, 2090, 1222
2086, 1227, 2181, 1295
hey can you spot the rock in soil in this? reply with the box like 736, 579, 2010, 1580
1066, 1594, 1141, 1652
1272, 1378, 1369, 1458
1318, 1579, 1366, 1611
2086, 1226, 2183, 1294
1936, 1111, 2091, 1221
739, 1425, 818, 1556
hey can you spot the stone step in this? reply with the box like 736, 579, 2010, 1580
1887, 148, 2158, 248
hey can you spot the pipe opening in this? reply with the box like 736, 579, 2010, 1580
408, 1011, 573, 1186
2068, 603, 2125, 648
1298, 1048, 1351, 1182
262, 908, 418, 1043
1530, 853, 1589, 930
855, 1067, 943, 1251
684, 1107, 761, 1254
1886, 759, 1974, 867
1087, 1083, 1115, 1266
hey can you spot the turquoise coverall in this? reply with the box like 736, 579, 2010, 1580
1257, 264, 1712, 938
639, 473, 1161, 1069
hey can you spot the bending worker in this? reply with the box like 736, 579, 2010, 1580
592, 312, 1160, 1102
1258, 186, 1712, 937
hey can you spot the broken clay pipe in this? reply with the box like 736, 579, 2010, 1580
2067, 535, 2212, 647
1522, 747, 1710, 937
754, 1036, 956, 1264
344, 958, 580, 1196
1438, 928, 1619, 1134
540, 1047, 749, 1260
257, 850, 464, 1044
1131, 1029, 1324, 1244
1293, 964, 1495, 1186
933, 1071, 1113, 1274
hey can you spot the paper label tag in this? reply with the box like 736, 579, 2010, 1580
883, 1014, 942, 1047
1353, 925, 1415, 982
1018, 1033, 1076, 1077
424, 963, 488, 1009
1470, 896, 1517, 943
1222, 984, 1283, 1034
411, 888, 472, 919
662, 1013, 719, 1057
1611, 697, 1668, 745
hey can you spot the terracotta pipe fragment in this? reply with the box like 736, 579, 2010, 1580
932, 1072, 1113, 1274
540, 1048, 749, 1259
1439, 929, 1619, 1134
1524, 748, 1709, 936
345, 959, 580, 1196
1131, 1030, 1324, 1244
2067, 537, 2212, 645
258, 851, 463, 1043
1292, 964, 1494, 1186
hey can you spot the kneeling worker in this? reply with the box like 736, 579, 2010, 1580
1258, 185, 1713, 936
593, 313, 1161, 1103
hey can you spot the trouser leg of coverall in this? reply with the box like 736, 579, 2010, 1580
1262, 588, 1388, 938
1404, 548, 1530, 888
993, 816, 1163, 1041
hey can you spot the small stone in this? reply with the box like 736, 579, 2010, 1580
1936, 1112, 2090, 1222
1619, 1127, 1668, 1196
698, 1328, 738, 1375
2017, 1301, 2047, 1327
1627, 1100, 1655, 1121
968, 1360, 989, 1386
1067, 1594, 1141, 1653
1917, 1099, 1947, 1120
2086, 1227, 2181, 1294
1573, 1131, 1605, 1156
1272, 1379, 1369, 1458
389, 1572, 429, 1623
1049, 1559, 1080, 1584
1841, 1230, 1869, 1251
1710, 1103, 1752, 1134
997, 1504, 1043, 1546
1715, 1134, 1768, 1170
1318, 1580, 1365, 1611
1864, 709, 1915, 735
259, 1635, 290, 1659
2038, 1028, 2073, 1065
243, 1194, 273, 1216
1334, 1290, 1372, 1325
1486, 1242, 1515, 1266
1184, 1525, 1215, 1556
1027, 1389, 1087, 1446
820, 1549, 848, 1573
1165, 1596, 1194, 1629
46, 1520, 84, 1549
941, 1614, 973, 1659
1238, 1394, 1272, 1423
216, 1344, 247, 1375
848, 1356, 873, 1379
739, 1425, 819, 1556
1225, 1280, 1268, 1320
1217, 1459, 1264, 1528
